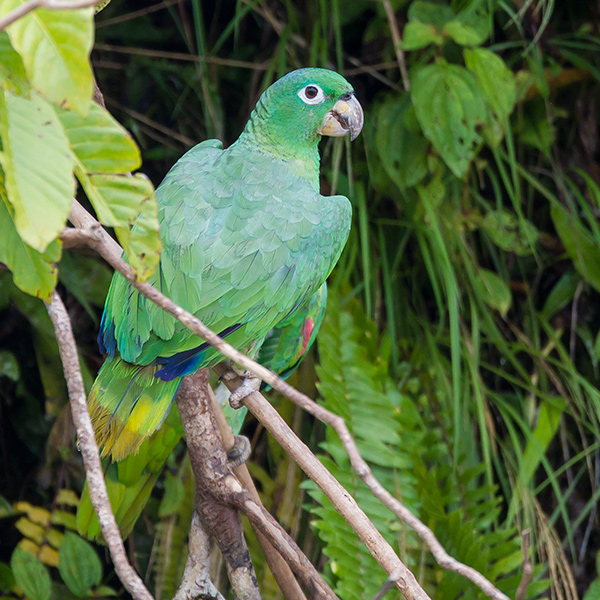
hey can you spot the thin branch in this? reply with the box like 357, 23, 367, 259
45, 292, 153, 600
0, 0, 99, 30
381, 0, 411, 91
66, 201, 429, 600
173, 512, 226, 600
207, 386, 309, 600
95, 43, 270, 71
176, 370, 261, 600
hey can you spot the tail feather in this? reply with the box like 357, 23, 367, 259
88, 356, 182, 461
77, 404, 184, 541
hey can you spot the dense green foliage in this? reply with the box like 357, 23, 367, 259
1, 0, 600, 598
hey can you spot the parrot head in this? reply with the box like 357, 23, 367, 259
241, 68, 364, 157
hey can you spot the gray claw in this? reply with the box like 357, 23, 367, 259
227, 435, 251, 467
228, 376, 261, 409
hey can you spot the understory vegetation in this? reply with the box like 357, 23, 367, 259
1, 1, 600, 599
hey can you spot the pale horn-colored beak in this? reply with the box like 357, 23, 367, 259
319, 92, 364, 141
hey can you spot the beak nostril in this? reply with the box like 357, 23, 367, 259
340, 92, 353, 101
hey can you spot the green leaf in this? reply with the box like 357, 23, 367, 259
0, 0, 93, 113
464, 48, 516, 146
583, 580, 600, 600
0, 189, 62, 301
0, 350, 19, 381
58, 533, 102, 598
442, 20, 485, 46
375, 95, 428, 189
56, 102, 141, 174
402, 21, 443, 50
0, 90, 74, 252
10, 547, 51, 600
408, 1, 453, 27
77, 171, 160, 280
0, 32, 28, 95
158, 473, 185, 517
0, 562, 15, 592
482, 210, 538, 256
551, 203, 600, 292
474, 268, 511, 317
411, 61, 486, 178
542, 270, 581, 318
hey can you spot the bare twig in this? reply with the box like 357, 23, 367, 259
94, 43, 270, 71
45, 292, 152, 600
176, 370, 261, 600
516, 529, 533, 600
65, 201, 505, 600
0, 0, 99, 30
207, 386, 309, 600
173, 512, 226, 600
381, 0, 411, 91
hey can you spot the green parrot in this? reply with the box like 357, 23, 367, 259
78, 283, 328, 539
77, 68, 362, 537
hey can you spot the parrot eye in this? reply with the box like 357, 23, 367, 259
298, 84, 325, 105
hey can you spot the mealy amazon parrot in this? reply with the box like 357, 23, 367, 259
76, 68, 362, 537
78, 283, 328, 539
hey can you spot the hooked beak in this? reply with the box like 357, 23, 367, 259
319, 92, 364, 141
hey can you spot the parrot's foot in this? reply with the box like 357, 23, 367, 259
220, 360, 254, 380
228, 375, 261, 409
227, 435, 251, 468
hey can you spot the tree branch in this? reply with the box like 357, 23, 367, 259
0, 0, 100, 31
176, 370, 261, 600
45, 291, 153, 600
173, 512, 226, 600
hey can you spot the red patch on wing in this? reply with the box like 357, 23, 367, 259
300, 317, 315, 357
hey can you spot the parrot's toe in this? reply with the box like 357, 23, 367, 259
227, 435, 251, 467
228, 376, 261, 408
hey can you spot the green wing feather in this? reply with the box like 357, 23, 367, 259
79, 287, 329, 541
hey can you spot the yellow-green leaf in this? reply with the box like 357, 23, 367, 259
442, 20, 486, 46
0, 32, 28, 95
0, 0, 93, 113
57, 102, 141, 173
474, 268, 511, 317
0, 90, 74, 252
402, 22, 443, 50
78, 170, 160, 280
0, 190, 61, 301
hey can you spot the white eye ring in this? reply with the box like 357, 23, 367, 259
297, 84, 326, 105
